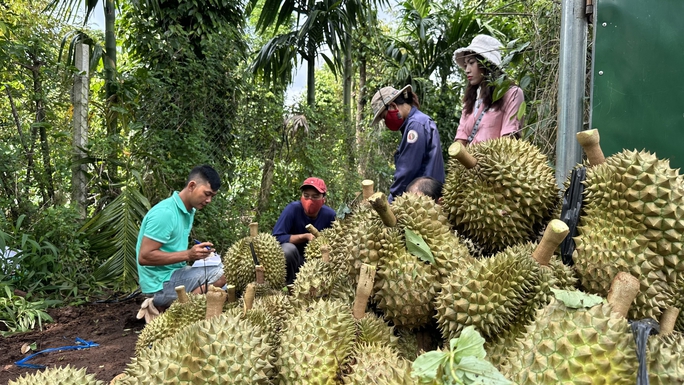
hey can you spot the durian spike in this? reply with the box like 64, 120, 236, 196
306, 224, 321, 237
226, 285, 236, 303
249, 222, 259, 237
110, 373, 126, 384
448, 141, 477, 169
606, 272, 640, 318
175, 286, 189, 304
362, 180, 375, 199
255, 265, 265, 284
243, 283, 256, 313
576, 129, 606, 166
659, 307, 680, 336
353, 263, 377, 319
368, 192, 397, 227
532, 219, 570, 266
205, 285, 227, 320
321, 245, 331, 263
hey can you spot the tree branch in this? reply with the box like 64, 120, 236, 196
5, 85, 29, 155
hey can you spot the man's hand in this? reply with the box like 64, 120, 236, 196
188, 242, 214, 262
289, 233, 314, 244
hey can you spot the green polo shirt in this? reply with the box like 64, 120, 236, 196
136, 191, 195, 293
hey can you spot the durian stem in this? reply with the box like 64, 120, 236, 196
369, 192, 397, 227
175, 286, 189, 303
659, 307, 680, 336
448, 141, 477, 169
362, 180, 375, 199
255, 265, 265, 284
249, 222, 259, 237
606, 272, 640, 318
321, 245, 331, 263
353, 263, 377, 319
532, 219, 570, 265
226, 285, 236, 303
243, 283, 256, 313
306, 224, 320, 237
576, 129, 606, 166
205, 285, 227, 320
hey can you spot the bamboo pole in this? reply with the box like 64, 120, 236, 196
576, 129, 606, 166
532, 219, 570, 265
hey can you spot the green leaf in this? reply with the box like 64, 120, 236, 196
455, 356, 512, 384
412, 350, 448, 380
405, 228, 435, 264
451, 326, 486, 362
551, 289, 604, 309
515, 102, 527, 121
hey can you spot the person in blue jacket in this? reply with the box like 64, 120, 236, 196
370, 85, 445, 202
272, 177, 336, 284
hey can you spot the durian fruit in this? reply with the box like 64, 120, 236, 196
647, 307, 684, 384
303, 226, 331, 260
329, 204, 385, 279
355, 312, 399, 348
135, 289, 206, 354
503, 272, 640, 384
442, 139, 559, 254
9, 365, 103, 385
395, 328, 421, 361
343, 343, 416, 385
573, 129, 684, 323
121, 312, 273, 384
222, 223, 286, 293
292, 247, 355, 305
435, 219, 574, 343
276, 299, 357, 384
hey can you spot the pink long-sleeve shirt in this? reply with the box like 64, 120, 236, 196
455, 86, 524, 145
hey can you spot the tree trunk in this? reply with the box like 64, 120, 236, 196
306, 46, 315, 107
31, 62, 55, 203
104, 0, 118, 182
355, 57, 367, 176
343, 34, 355, 170
5, 84, 34, 206
256, 141, 277, 219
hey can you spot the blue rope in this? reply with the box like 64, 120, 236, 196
15, 337, 99, 369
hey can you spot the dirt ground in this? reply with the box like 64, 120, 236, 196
0, 297, 145, 384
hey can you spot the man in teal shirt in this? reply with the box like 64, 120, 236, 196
136, 165, 226, 312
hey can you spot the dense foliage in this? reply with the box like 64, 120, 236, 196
0, 0, 565, 328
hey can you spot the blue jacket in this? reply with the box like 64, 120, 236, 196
389, 107, 445, 201
272, 201, 336, 255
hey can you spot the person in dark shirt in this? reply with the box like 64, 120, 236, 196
272, 177, 336, 284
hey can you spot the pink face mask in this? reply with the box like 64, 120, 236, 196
301, 196, 325, 217
385, 109, 405, 131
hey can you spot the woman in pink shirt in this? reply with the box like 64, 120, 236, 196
452, 35, 525, 145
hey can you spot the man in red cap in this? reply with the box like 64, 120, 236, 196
272, 177, 336, 284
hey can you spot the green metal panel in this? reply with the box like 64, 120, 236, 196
591, 0, 684, 170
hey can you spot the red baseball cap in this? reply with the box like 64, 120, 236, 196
300, 177, 327, 194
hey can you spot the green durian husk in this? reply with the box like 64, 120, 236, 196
648, 331, 684, 384
503, 298, 637, 384
303, 228, 331, 260
343, 343, 416, 385
276, 299, 357, 385
355, 312, 398, 348
442, 138, 559, 254
222, 233, 286, 293
122, 313, 273, 384
9, 365, 104, 385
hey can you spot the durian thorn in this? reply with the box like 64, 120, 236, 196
225, 285, 236, 303
320, 245, 331, 263
659, 307, 680, 336
249, 222, 259, 237
606, 272, 639, 318
205, 285, 227, 320
368, 192, 397, 227
353, 263, 376, 320
532, 219, 569, 265
576, 129, 606, 166
448, 141, 477, 169
305, 224, 320, 237
243, 283, 256, 314
362, 180, 375, 199
175, 286, 189, 304
255, 265, 265, 284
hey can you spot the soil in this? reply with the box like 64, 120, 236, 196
0, 297, 145, 384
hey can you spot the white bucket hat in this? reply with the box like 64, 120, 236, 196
370, 85, 413, 126
453, 34, 503, 69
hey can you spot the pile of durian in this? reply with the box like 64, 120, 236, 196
15, 131, 684, 385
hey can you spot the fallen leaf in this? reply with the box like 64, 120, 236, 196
20, 343, 31, 354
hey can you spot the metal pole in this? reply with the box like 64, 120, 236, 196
556, 0, 587, 189
72, 42, 89, 218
